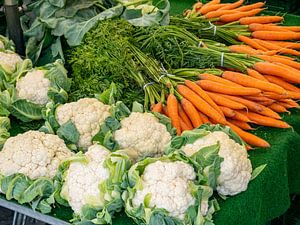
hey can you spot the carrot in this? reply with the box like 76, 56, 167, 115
268, 41, 300, 49
178, 104, 193, 129
219, 106, 236, 117
264, 75, 300, 93
206, 92, 247, 109
249, 24, 292, 32
257, 105, 282, 119
226, 121, 270, 148
181, 98, 203, 128
253, 39, 300, 56
198, 111, 210, 124
227, 119, 253, 130
198, 73, 242, 87
167, 94, 181, 135
229, 44, 261, 55
232, 110, 251, 122
219, 8, 264, 23
278, 101, 299, 109
205, 9, 238, 19
205, 0, 221, 6
263, 92, 288, 100
252, 31, 300, 40
179, 117, 191, 131
247, 68, 269, 82
257, 55, 300, 70
221, 94, 264, 112
253, 62, 300, 84
218, 0, 244, 11
244, 95, 275, 103
196, 80, 261, 96
199, 3, 227, 14
162, 105, 169, 116
269, 103, 289, 113
240, 16, 283, 25
184, 80, 224, 116
238, 35, 269, 51
280, 99, 300, 108
222, 71, 286, 94
287, 91, 300, 99
236, 2, 265, 12
281, 26, 300, 32
177, 85, 226, 124
151, 102, 163, 113
246, 112, 290, 128
192, 2, 203, 11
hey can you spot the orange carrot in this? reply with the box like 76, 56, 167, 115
218, 0, 244, 10
227, 119, 253, 130
196, 80, 261, 95
205, 0, 221, 5
278, 101, 299, 109
280, 99, 300, 108
258, 105, 282, 119
167, 94, 181, 135
221, 94, 264, 112
178, 104, 193, 129
238, 35, 269, 51
236, 2, 265, 12
184, 80, 224, 116
151, 102, 163, 113
247, 68, 269, 81
287, 91, 300, 99
229, 44, 261, 55
198, 111, 210, 124
269, 103, 288, 113
179, 117, 191, 131
177, 85, 226, 124
198, 73, 242, 87
222, 71, 286, 94
244, 95, 275, 104
254, 39, 300, 56
257, 55, 300, 70
205, 9, 238, 19
199, 3, 227, 14
252, 31, 300, 40
206, 92, 247, 109
268, 41, 300, 49
219, 106, 236, 117
219, 8, 264, 23
232, 110, 251, 122
249, 23, 291, 32
253, 62, 300, 84
181, 98, 203, 128
226, 121, 270, 147
281, 26, 300, 32
246, 112, 290, 128
240, 16, 283, 25
264, 75, 300, 93
263, 92, 288, 100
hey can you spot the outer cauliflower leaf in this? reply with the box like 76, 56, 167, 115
56, 98, 111, 150
114, 112, 171, 159
0, 130, 74, 180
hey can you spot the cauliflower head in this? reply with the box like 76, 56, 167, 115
16, 70, 51, 105
56, 98, 111, 150
61, 144, 110, 214
132, 160, 196, 219
182, 131, 252, 196
0, 130, 74, 180
114, 112, 171, 159
0, 51, 23, 74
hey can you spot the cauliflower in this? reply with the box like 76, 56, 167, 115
16, 69, 51, 105
182, 131, 252, 196
0, 130, 74, 180
0, 51, 23, 74
59, 144, 132, 224
123, 155, 217, 225
114, 112, 171, 159
56, 98, 111, 150
0, 41, 4, 49
132, 161, 196, 219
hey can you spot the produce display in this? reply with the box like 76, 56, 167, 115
0, 0, 300, 224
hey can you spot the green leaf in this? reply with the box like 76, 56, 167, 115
132, 101, 143, 113
251, 164, 267, 181
55, 0, 99, 18
111, 101, 131, 120
64, 5, 124, 46
95, 82, 117, 105
153, 112, 176, 137
49, 0, 66, 8
10, 99, 43, 122
48, 87, 69, 104
26, 37, 45, 64
57, 120, 80, 145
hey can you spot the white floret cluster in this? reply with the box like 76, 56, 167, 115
132, 161, 196, 219
182, 131, 252, 196
61, 144, 110, 214
114, 112, 171, 159
0, 51, 23, 73
16, 70, 51, 105
56, 98, 111, 150
0, 130, 73, 180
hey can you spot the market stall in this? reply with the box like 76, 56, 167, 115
0, 0, 300, 225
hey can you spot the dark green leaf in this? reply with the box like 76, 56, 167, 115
57, 120, 80, 144
10, 99, 43, 122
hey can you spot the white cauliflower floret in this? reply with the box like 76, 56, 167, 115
114, 112, 171, 159
182, 131, 252, 196
62, 144, 110, 214
16, 70, 51, 105
56, 98, 111, 150
0, 130, 74, 180
0, 51, 23, 74
132, 161, 196, 219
